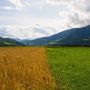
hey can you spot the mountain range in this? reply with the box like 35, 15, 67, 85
0, 25, 90, 46
21, 25, 90, 46
0, 37, 23, 46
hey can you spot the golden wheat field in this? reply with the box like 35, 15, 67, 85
0, 47, 56, 90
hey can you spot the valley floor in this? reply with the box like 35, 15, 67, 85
0, 46, 90, 90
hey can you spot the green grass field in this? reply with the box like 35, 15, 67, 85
47, 47, 90, 90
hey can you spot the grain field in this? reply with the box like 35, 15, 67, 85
0, 47, 56, 90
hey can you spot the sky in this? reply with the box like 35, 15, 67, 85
0, 0, 90, 39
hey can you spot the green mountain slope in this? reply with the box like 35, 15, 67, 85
0, 37, 24, 46
21, 25, 90, 46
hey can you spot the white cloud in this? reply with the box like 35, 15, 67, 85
69, 0, 90, 26
8, 0, 25, 9
47, 0, 90, 27
57, 0, 90, 27
0, 6, 15, 10
46, 0, 74, 5
0, 0, 90, 39
0, 0, 28, 11
0, 23, 69, 39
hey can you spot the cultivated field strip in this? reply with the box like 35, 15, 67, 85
0, 47, 56, 90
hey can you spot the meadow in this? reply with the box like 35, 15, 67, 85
0, 47, 55, 90
47, 47, 90, 90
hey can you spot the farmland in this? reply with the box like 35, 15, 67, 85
47, 47, 90, 90
0, 46, 90, 90
0, 47, 55, 90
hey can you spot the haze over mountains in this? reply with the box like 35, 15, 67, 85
0, 24, 67, 40
0, 37, 23, 46
21, 25, 90, 46
0, 25, 90, 46
0, 0, 90, 46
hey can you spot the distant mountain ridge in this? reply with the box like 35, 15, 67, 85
21, 25, 90, 46
0, 37, 24, 46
